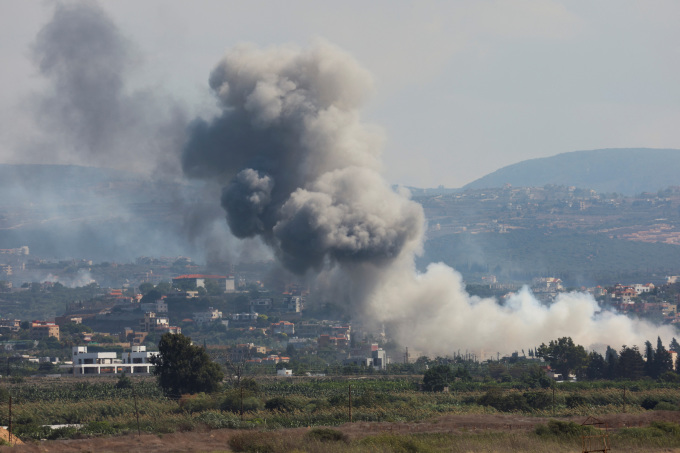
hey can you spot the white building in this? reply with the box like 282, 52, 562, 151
277, 368, 293, 376
141, 300, 168, 314
70, 346, 157, 375
193, 307, 224, 324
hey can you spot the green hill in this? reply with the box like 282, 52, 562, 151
463, 148, 680, 195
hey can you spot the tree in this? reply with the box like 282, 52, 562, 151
423, 364, 452, 391
617, 345, 645, 380
138, 282, 155, 295
605, 346, 619, 380
141, 289, 162, 303
150, 333, 224, 397
670, 337, 680, 353
585, 351, 606, 380
537, 337, 588, 379
653, 337, 673, 379
644, 341, 655, 377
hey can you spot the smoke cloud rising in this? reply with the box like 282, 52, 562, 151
5, 1, 268, 266
184, 42, 673, 355
29, 1, 186, 176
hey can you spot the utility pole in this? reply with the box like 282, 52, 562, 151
552, 386, 555, 416
622, 385, 626, 413
348, 385, 352, 423
240, 385, 244, 421
8, 395, 12, 446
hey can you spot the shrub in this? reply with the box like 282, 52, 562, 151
640, 396, 660, 410
360, 434, 436, 453
84, 420, 116, 435
306, 428, 348, 443
221, 390, 264, 413
228, 431, 276, 452
265, 396, 307, 412
47, 426, 79, 440
565, 394, 588, 408
196, 411, 240, 429
535, 420, 594, 437
524, 391, 552, 410
650, 421, 680, 435
179, 392, 218, 413
478, 389, 530, 412
115, 373, 133, 389
654, 401, 678, 411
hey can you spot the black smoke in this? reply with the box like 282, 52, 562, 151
182, 42, 425, 274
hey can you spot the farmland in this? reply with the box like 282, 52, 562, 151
1, 376, 680, 451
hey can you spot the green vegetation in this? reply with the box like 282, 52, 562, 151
0, 375, 678, 449
150, 333, 224, 397
422, 229, 680, 284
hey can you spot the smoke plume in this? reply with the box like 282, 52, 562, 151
30, 0, 185, 176
182, 42, 424, 274
184, 41, 674, 355
8, 1, 267, 265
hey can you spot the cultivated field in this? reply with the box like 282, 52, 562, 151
0, 376, 679, 452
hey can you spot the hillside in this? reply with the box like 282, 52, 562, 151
463, 148, 680, 195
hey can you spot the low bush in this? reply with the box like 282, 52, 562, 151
83, 420, 116, 435
535, 419, 594, 437
264, 396, 308, 412
654, 401, 678, 411
306, 427, 348, 443
565, 394, 588, 408
196, 411, 240, 429
228, 431, 276, 452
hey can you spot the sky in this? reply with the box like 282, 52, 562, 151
1, 0, 679, 188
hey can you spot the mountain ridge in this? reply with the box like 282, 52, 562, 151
462, 148, 680, 196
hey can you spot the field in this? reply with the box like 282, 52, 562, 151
0, 376, 680, 452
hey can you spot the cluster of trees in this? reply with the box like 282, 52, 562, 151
538, 336, 680, 381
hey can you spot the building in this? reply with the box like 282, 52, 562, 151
271, 321, 295, 335
344, 343, 389, 370
250, 298, 273, 312
0, 319, 21, 332
140, 312, 181, 334
284, 296, 303, 313
172, 274, 235, 293
193, 307, 224, 325
71, 346, 157, 375
140, 299, 168, 314
31, 321, 60, 341
532, 277, 563, 292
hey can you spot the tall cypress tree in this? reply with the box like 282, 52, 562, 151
617, 345, 645, 380
644, 340, 655, 378
654, 336, 673, 378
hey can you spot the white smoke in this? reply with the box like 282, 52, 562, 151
183, 41, 675, 356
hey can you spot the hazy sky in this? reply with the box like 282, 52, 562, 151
1, 0, 679, 188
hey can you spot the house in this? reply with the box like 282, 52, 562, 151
193, 307, 224, 325
140, 312, 181, 334
271, 321, 295, 335
250, 298, 273, 312
532, 277, 563, 292
140, 300, 168, 314
344, 343, 389, 370
172, 274, 235, 293
343, 347, 388, 370
30, 321, 60, 341
284, 296, 303, 313
634, 283, 655, 295
0, 319, 21, 332
71, 346, 157, 375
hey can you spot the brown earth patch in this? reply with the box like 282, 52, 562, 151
2, 411, 680, 452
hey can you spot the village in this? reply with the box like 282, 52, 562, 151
1, 262, 679, 380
